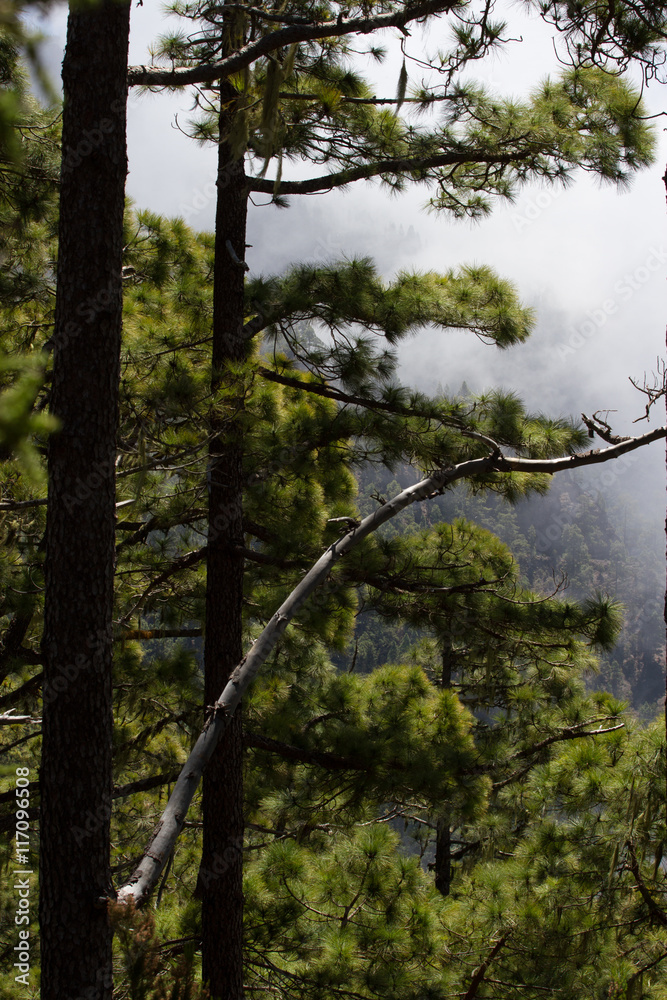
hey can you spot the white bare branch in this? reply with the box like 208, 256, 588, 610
115, 424, 665, 906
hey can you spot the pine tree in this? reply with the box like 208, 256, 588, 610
0, 193, 664, 996
112, 230, 664, 983
1, 4, 666, 993
38, 2, 131, 998
535, 1, 667, 76
0, 30, 59, 471
123, 7, 659, 992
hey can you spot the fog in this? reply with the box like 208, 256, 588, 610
33, 0, 667, 528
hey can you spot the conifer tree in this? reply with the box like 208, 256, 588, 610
0, 31, 59, 470
38, 2, 131, 998
0, 195, 665, 997
535, 1, 667, 76
1, 4, 666, 995
126, 5, 659, 992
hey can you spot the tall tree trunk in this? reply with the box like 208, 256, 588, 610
434, 816, 453, 896
39, 5, 130, 999
663, 165, 667, 826
434, 638, 455, 896
195, 80, 248, 1000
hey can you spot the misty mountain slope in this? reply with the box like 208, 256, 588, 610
347, 461, 664, 717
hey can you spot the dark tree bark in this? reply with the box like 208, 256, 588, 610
434, 639, 455, 897
434, 817, 453, 896
195, 80, 249, 1000
39, 4, 130, 999
663, 165, 667, 826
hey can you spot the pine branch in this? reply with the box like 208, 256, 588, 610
116, 509, 207, 553
115, 514, 159, 551
463, 931, 512, 1000
0, 607, 36, 684
0, 768, 188, 803
235, 545, 305, 570
492, 721, 625, 791
117, 627, 203, 640
0, 711, 41, 724
245, 730, 371, 772
255, 366, 504, 455
625, 840, 667, 926
115, 424, 666, 907
0, 729, 41, 755
359, 572, 506, 596
276, 91, 457, 106
0, 498, 47, 510
581, 410, 631, 445
113, 770, 182, 799
117, 546, 208, 627
491, 426, 666, 474
628, 946, 667, 983
0, 671, 43, 710
253, 365, 446, 422
247, 149, 532, 196
0, 497, 150, 512
127, 0, 463, 88
112, 731, 374, 800
0, 779, 38, 804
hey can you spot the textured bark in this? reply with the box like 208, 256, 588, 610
434, 640, 455, 897
39, 4, 130, 1000
434, 818, 453, 896
663, 165, 667, 826
195, 81, 248, 1000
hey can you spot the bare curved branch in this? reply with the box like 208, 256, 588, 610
115, 424, 666, 907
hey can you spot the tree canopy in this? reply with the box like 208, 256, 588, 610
0, 2, 666, 999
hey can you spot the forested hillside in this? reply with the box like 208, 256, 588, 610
353, 458, 665, 715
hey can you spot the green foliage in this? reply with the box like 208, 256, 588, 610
0, 27, 59, 476
0, 355, 57, 479
534, 0, 667, 75
1, 192, 662, 995
247, 658, 488, 819
246, 824, 450, 1000
159, 2, 655, 220
1, 8, 666, 994
247, 260, 535, 352
110, 902, 209, 1000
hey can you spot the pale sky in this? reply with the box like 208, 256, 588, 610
35, 0, 667, 515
